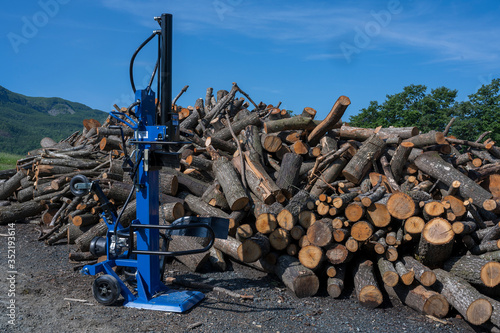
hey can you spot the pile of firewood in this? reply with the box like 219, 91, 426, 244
1, 82, 500, 330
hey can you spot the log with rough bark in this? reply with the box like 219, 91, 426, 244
0, 170, 25, 200
276, 153, 302, 199
275, 255, 320, 298
418, 217, 455, 268
307, 96, 350, 145
327, 264, 346, 298
212, 158, 249, 211
352, 259, 383, 308
402, 256, 436, 287
306, 218, 333, 247
384, 284, 449, 318
377, 256, 399, 287
0, 200, 45, 224
237, 233, 271, 263
443, 255, 500, 288
433, 268, 492, 326
342, 134, 386, 184
277, 190, 312, 230
414, 151, 492, 208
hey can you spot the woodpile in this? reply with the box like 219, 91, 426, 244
1, 83, 500, 329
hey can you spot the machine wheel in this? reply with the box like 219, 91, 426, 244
92, 275, 121, 305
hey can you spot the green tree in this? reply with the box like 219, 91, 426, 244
453, 78, 500, 141
349, 85, 458, 133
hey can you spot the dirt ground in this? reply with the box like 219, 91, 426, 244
0, 221, 486, 333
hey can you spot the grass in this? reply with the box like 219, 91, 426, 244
0, 152, 23, 170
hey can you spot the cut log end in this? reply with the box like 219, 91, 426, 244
359, 285, 384, 309
466, 299, 492, 326
481, 261, 500, 287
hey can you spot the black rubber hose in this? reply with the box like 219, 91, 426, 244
129, 31, 158, 93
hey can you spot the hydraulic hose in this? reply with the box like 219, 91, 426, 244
129, 31, 159, 93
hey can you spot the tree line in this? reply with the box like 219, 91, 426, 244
349, 78, 500, 142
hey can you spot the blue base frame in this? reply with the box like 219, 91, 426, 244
82, 258, 205, 313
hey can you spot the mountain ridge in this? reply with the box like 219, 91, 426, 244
0, 85, 107, 154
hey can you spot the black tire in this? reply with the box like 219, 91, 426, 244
92, 275, 121, 305
69, 175, 91, 197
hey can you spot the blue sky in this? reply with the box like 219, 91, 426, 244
1, 0, 499, 121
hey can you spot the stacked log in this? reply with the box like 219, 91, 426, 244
1, 84, 500, 329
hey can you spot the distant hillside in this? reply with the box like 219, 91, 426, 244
0, 85, 107, 155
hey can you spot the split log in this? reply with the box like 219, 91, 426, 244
213, 158, 249, 211
414, 152, 492, 208
352, 259, 383, 308
342, 134, 386, 184
417, 217, 455, 268
433, 268, 492, 326
275, 255, 320, 298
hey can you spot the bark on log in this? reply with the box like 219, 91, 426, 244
443, 255, 500, 288
169, 236, 211, 272
342, 134, 386, 184
384, 284, 449, 318
213, 158, 249, 211
418, 217, 455, 268
327, 264, 346, 298
402, 256, 436, 287
377, 256, 399, 287
275, 255, 320, 298
0, 170, 25, 200
414, 152, 492, 208
307, 96, 350, 145
433, 268, 492, 326
276, 153, 302, 199
238, 233, 271, 263
211, 113, 261, 141
309, 156, 349, 197
269, 228, 291, 251
0, 200, 45, 224
352, 259, 383, 308
403, 130, 446, 147
277, 190, 312, 230
178, 192, 230, 218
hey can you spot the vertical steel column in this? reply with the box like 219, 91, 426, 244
160, 13, 172, 128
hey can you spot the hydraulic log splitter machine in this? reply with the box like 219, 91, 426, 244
69, 13, 229, 312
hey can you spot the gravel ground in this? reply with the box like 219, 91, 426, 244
0, 222, 486, 333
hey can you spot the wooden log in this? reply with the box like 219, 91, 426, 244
352, 259, 383, 308
277, 190, 312, 230
269, 228, 291, 251
255, 213, 278, 234
275, 153, 302, 199
205, 136, 237, 155
298, 211, 316, 229
306, 218, 333, 247
327, 264, 346, 298
418, 217, 455, 268
433, 268, 492, 326
377, 256, 399, 287
342, 134, 386, 184
159, 202, 184, 223
443, 195, 467, 220
212, 113, 261, 141
238, 233, 271, 263
213, 158, 249, 211
387, 192, 416, 220
422, 201, 445, 220
265, 116, 327, 134
443, 255, 500, 288
403, 130, 446, 147
390, 141, 414, 182
309, 156, 348, 197
0, 200, 45, 225
162, 168, 210, 197
384, 284, 449, 319
74, 221, 107, 252
275, 255, 320, 298
345, 202, 365, 222
394, 260, 415, 285
71, 213, 99, 227
290, 225, 306, 241
402, 256, 436, 287
168, 236, 211, 272
452, 220, 477, 235
232, 155, 274, 204
360, 186, 386, 207
326, 243, 353, 265
298, 245, 324, 270
350, 221, 374, 242
243, 125, 265, 166
366, 203, 392, 228
307, 95, 350, 145
0, 170, 25, 200
260, 134, 283, 153
414, 151, 492, 208
214, 236, 273, 273
179, 193, 229, 220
